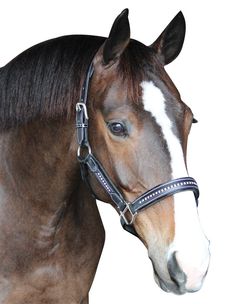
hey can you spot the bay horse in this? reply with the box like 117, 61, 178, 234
0, 9, 210, 303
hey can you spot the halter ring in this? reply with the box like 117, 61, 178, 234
77, 143, 91, 161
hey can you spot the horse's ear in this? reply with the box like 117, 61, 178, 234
102, 9, 130, 66
150, 11, 186, 65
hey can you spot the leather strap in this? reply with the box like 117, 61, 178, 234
130, 177, 199, 214
76, 64, 94, 155
83, 154, 127, 212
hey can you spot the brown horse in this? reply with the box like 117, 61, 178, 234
0, 9, 210, 303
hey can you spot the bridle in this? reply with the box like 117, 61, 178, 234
76, 63, 199, 236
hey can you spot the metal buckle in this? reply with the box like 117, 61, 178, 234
120, 203, 137, 226
76, 102, 88, 119
76, 102, 91, 161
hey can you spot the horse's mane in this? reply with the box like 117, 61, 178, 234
0, 35, 104, 130
0, 35, 154, 131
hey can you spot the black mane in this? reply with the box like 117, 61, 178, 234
0, 35, 105, 130
0, 35, 155, 131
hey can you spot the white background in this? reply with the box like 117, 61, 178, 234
0, 0, 234, 303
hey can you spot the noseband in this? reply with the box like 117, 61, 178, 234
76, 63, 199, 236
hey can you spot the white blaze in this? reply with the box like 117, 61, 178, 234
141, 81, 209, 290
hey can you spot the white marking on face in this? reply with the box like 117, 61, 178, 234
141, 81, 187, 178
141, 81, 210, 290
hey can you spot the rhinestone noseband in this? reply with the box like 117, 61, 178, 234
76, 63, 199, 236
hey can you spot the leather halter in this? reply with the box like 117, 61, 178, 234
76, 63, 199, 236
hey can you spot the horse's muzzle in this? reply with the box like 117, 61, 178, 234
151, 249, 209, 295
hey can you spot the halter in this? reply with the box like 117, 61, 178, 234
76, 63, 199, 236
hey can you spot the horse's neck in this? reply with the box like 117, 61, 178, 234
0, 119, 78, 204
0, 119, 104, 296
0, 119, 78, 250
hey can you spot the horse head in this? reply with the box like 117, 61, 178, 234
82, 9, 210, 294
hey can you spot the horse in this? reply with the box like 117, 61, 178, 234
0, 9, 210, 303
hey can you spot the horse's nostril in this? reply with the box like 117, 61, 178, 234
167, 251, 187, 289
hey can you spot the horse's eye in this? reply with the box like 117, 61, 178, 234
107, 122, 127, 137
